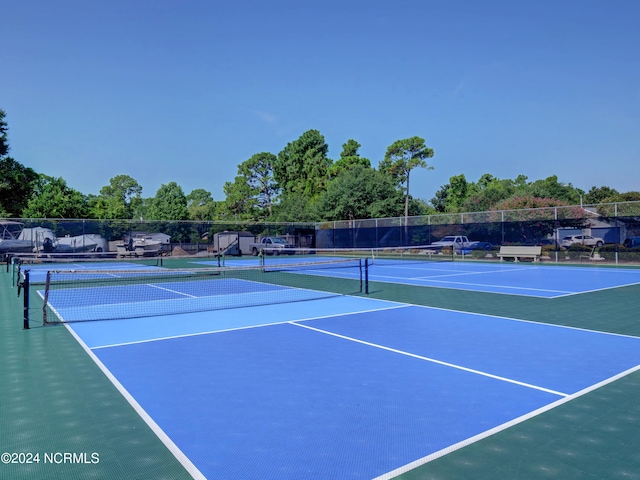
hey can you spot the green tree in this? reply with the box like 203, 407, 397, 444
186, 189, 217, 221
220, 176, 257, 220
0, 157, 39, 217
379, 136, 434, 218
327, 139, 371, 178
409, 197, 435, 216
430, 183, 449, 213
270, 193, 319, 223
492, 196, 577, 212
238, 152, 279, 215
432, 173, 585, 214
0, 109, 39, 216
445, 174, 471, 212
0, 108, 9, 158
147, 182, 189, 220
145, 182, 190, 242
460, 174, 516, 212
274, 129, 331, 198
490, 196, 585, 244
91, 175, 143, 219
130, 197, 152, 221
584, 185, 620, 205
522, 175, 582, 204
429, 175, 472, 213
316, 166, 404, 221
603, 191, 640, 202
22, 175, 89, 218
596, 191, 640, 218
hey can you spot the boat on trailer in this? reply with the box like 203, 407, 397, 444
0, 221, 35, 258
116, 233, 168, 257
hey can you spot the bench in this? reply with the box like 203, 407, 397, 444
497, 246, 542, 262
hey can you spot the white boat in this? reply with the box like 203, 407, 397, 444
57, 234, 108, 253
17, 226, 75, 254
117, 233, 168, 257
0, 221, 34, 256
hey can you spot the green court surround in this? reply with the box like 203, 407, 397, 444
3, 259, 640, 479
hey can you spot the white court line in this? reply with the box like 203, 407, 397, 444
412, 266, 536, 279
552, 280, 640, 298
372, 262, 537, 275
418, 278, 571, 294
148, 283, 198, 298
291, 322, 569, 397
38, 290, 65, 324
373, 363, 640, 480
531, 265, 640, 274
371, 265, 557, 288
352, 299, 640, 343
367, 269, 535, 282
89, 304, 409, 350
62, 323, 207, 480
72, 283, 640, 350
366, 275, 569, 297
402, 302, 640, 341
373, 264, 477, 274
288, 268, 360, 279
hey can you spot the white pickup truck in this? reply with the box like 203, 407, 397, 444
429, 236, 492, 253
249, 237, 295, 256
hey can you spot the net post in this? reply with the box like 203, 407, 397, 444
364, 258, 369, 294
22, 269, 30, 329
42, 271, 52, 325
17, 264, 23, 288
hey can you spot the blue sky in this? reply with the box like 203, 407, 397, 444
2, 0, 639, 204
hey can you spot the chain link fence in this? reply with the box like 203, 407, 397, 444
317, 201, 640, 264
2, 201, 640, 264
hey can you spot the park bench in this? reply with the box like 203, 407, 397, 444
497, 245, 542, 262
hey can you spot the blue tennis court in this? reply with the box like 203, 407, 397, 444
42, 264, 640, 480
194, 256, 640, 298
366, 261, 640, 298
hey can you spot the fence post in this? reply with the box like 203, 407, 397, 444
615, 203, 619, 264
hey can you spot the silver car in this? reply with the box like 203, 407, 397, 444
560, 234, 604, 248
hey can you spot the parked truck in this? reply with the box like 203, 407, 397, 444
249, 237, 295, 256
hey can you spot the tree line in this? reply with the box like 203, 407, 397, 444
1, 107, 638, 223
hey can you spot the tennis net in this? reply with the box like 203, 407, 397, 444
10, 254, 164, 288
19, 258, 365, 326
256, 245, 455, 266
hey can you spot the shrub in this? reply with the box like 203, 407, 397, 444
600, 244, 640, 262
